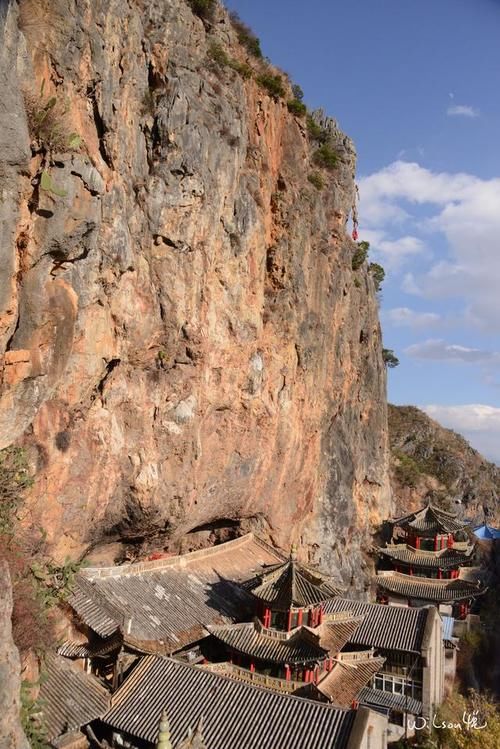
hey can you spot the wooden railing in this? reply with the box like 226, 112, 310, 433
202, 663, 305, 693
337, 648, 375, 662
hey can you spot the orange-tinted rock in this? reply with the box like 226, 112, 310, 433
1, 0, 392, 588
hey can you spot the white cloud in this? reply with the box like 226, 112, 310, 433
405, 339, 500, 364
422, 404, 500, 463
358, 161, 500, 329
447, 104, 480, 118
359, 228, 427, 271
385, 307, 441, 328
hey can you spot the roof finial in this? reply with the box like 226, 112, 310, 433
156, 709, 172, 749
290, 543, 297, 561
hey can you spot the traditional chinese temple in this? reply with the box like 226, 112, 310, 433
203, 551, 383, 700
374, 504, 484, 617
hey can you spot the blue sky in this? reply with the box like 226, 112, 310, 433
227, 0, 500, 462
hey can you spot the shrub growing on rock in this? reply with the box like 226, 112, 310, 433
352, 241, 370, 270
256, 73, 286, 100
287, 98, 307, 116
188, 0, 216, 20
307, 172, 325, 190
229, 11, 263, 58
312, 144, 338, 170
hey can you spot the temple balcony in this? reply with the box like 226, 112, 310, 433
201, 662, 306, 694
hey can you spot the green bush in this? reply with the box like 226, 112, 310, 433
257, 73, 286, 100
306, 115, 329, 143
229, 11, 263, 58
369, 262, 385, 291
24, 82, 82, 154
292, 84, 304, 101
312, 144, 338, 170
188, 0, 216, 20
287, 98, 307, 116
0, 447, 33, 534
393, 450, 422, 487
208, 42, 229, 67
352, 240, 370, 270
228, 59, 253, 79
307, 172, 324, 191
382, 348, 399, 368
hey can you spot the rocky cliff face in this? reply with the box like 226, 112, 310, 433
0, 0, 391, 585
0, 562, 29, 749
389, 404, 500, 525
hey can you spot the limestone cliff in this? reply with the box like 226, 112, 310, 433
0, 562, 29, 749
389, 404, 500, 525
0, 0, 391, 586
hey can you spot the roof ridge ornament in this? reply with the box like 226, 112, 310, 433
157, 708, 172, 749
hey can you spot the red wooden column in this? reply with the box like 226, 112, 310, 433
416, 536, 421, 550
434, 535, 438, 551
297, 609, 303, 627
285, 664, 291, 681
250, 661, 255, 673
438, 568, 442, 580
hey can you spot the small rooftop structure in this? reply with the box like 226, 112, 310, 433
102, 655, 377, 749
474, 524, 500, 540
38, 653, 111, 744
374, 571, 484, 604
242, 555, 343, 610
207, 620, 327, 665
358, 686, 423, 717
393, 504, 466, 536
377, 544, 474, 570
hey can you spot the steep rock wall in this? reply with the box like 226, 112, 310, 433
0, 0, 391, 586
389, 404, 500, 525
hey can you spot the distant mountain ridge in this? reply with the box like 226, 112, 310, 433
389, 404, 500, 526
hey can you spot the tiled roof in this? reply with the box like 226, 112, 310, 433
378, 544, 474, 569
375, 572, 484, 602
57, 631, 123, 659
316, 615, 364, 654
358, 687, 423, 716
103, 656, 357, 749
207, 621, 327, 664
39, 654, 110, 741
316, 655, 386, 708
323, 598, 429, 653
69, 534, 284, 653
394, 504, 466, 535
243, 557, 343, 609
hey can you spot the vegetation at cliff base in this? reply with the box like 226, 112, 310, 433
0, 446, 80, 654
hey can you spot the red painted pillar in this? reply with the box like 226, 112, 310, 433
438, 568, 442, 580
416, 536, 420, 550
434, 535, 438, 551
250, 661, 255, 673
409, 566, 413, 576
297, 609, 303, 627
285, 664, 291, 681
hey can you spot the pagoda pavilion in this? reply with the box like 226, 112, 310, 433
375, 503, 483, 617
205, 551, 383, 700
